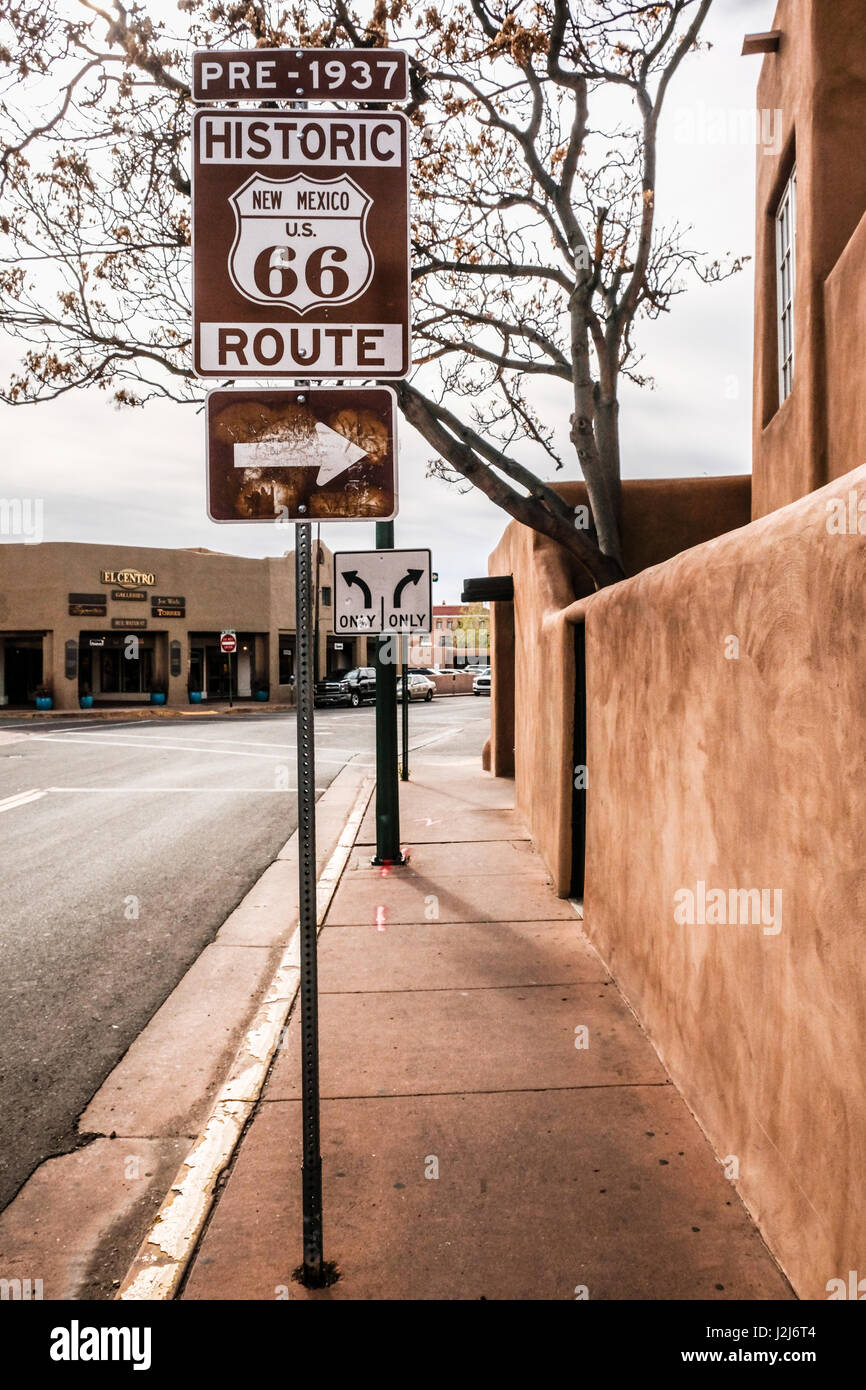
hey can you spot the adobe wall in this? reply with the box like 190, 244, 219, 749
488, 476, 752, 891
428, 671, 475, 696
824, 211, 866, 482
581, 463, 866, 1298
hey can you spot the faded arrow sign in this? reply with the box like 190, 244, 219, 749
233, 421, 368, 485
206, 386, 398, 522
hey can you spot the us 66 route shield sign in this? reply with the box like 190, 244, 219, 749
334, 549, 432, 634
192, 111, 410, 378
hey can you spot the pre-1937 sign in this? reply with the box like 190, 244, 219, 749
192, 48, 409, 103
192, 111, 410, 378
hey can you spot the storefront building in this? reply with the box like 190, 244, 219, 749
0, 540, 370, 710
412, 603, 490, 668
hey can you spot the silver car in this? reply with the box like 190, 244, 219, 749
397, 672, 435, 702
472, 668, 491, 695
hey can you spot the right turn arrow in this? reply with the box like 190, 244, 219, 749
393, 569, 423, 608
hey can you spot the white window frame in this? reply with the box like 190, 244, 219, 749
775, 166, 797, 405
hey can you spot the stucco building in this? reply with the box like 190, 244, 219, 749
484, 0, 866, 1301
0, 540, 370, 711
411, 602, 489, 668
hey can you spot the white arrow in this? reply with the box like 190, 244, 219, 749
233, 423, 368, 485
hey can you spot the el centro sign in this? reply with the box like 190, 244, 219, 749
101, 569, 156, 587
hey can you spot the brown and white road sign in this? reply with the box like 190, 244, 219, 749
192, 48, 409, 103
206, 386, 398, 523
192, 110, 410, 379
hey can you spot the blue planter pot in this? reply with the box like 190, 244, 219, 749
150, 692, 167, 706
189, 691, 203, 704
79, 695, 94, 709
254, 690, 269, 702
36, 697, 53, 710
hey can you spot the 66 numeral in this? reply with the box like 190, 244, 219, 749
253, 245, 350, 299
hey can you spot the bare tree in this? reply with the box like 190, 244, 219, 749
0, 0, 743, 588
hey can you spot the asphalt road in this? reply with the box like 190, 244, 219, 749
0, 697, 489, 1212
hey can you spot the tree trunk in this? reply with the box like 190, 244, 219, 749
569, 296, 624, 570
395, 380, 623, 591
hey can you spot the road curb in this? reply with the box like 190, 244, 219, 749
116, 774, 373, 1301
0, 704, 294, 722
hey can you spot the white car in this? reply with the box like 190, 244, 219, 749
397, 672, 435, 702
473, 668, 491, 695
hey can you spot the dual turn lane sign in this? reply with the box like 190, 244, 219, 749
334, 548, 432, 634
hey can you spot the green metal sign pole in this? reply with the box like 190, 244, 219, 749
373, 520, 403, 864
401, 634, 409, 782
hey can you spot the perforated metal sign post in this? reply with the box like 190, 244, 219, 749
293, 521, 325, 1284
191, 110, 410, 379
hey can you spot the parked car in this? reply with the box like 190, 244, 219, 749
473, 668, 491, 696
315, 666, 376, 708
462, 664, 489, 674
397, 673, 435, 702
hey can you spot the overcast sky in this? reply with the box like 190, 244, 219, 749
0, 0, 777, 603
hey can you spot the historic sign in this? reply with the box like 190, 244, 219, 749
192, 111, 410, 378
192, 48, 409, 103
112, 589, 147, 602
152, 605, 186, 619
334, 548, 432, 634
206, 386, 397, 523
111, 618, 147, 631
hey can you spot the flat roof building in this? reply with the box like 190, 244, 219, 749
0, 540, 371, 710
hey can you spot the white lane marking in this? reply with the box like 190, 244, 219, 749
25, 720, 150, 734
0, 788, 46, 813
66, 732, 336, 752
47, 786, 330, 793
28, 735, 347, 765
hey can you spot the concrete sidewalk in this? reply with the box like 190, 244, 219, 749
181, 728, 793, 1301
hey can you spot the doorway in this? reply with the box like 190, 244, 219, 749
571, 623, 587, 901
2, 636, 43, 705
